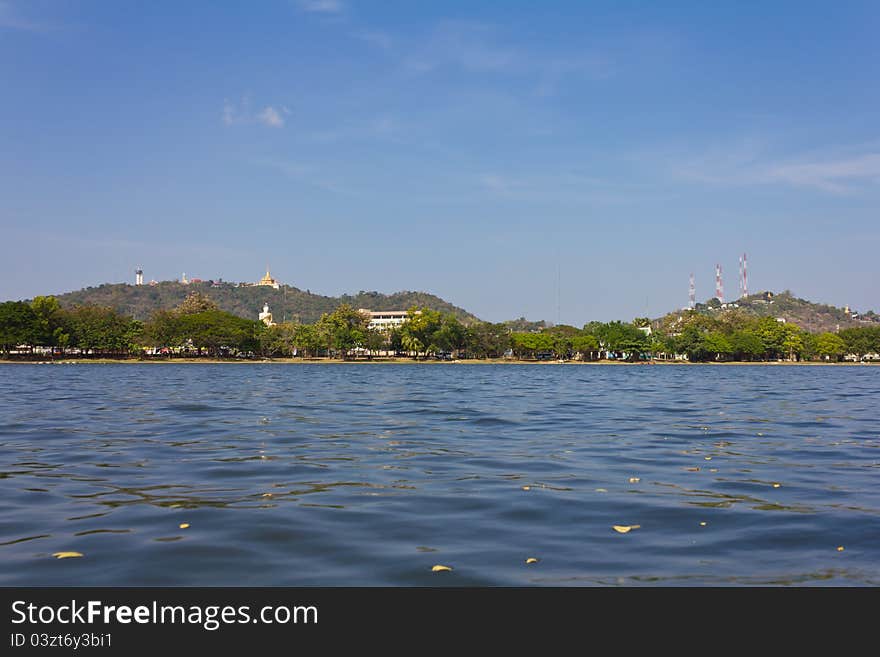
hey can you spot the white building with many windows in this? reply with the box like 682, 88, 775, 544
359, 309, 417, 330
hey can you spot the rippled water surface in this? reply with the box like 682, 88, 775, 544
1, 363, 878, 586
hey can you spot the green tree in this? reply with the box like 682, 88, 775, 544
730, 330, 763, 361
571, 334, 600, 360
30, 296, 68, 348
176, 310, 261, 356
259, 323, 296, 357
0, 301, 39, 355
399, 307, 443, 358
839, 327, 880, 359
291, 324, 323, 357
144, 310, 183, 355
315, 304, 368, 359
432, 315, 467, 356
781, 324, 805, 361
463, 323, 510, 359
176, 291, 220, 315
65, 306, 139, 356
703, 331, 733, 361
756, 317, 787, 359
810, 332, 847, 361
362, 328, 387, 358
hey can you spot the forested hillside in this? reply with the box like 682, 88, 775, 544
675, 290, 877, 334
50, 281, 480, 324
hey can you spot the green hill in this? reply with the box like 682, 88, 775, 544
50, 281, 481, 324
670, 290, 878, 333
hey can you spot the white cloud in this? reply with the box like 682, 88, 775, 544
666, 142, 880, 194
297, 0, 344, 13
257, 106, 285, 128
222, 98, 288, 128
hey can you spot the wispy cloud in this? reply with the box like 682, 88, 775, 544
223, 97, 289, 128
404, 22, 517, 75
257, 106, 285, 128
254, 158, 351, 195
400, 20, 614, 97
355, 29, 392, 51
477, 171, 667, 206
297, 0, 344, 14
764, 153, 880, 193
666, 142, 880, 194
0, 1, 51, 31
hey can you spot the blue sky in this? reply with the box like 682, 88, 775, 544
1, 1, 878, 323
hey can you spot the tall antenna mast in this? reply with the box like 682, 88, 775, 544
715, 264, 724, 303
689, 273, 695, 309
742, 253, 748, 298
738, 255, 744, 298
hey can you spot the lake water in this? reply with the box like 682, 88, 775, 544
1, 363, 878, 586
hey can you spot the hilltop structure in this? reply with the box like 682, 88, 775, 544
255, 269, 280, 289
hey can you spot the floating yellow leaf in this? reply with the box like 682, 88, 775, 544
261, 493, 273, 498
699, 522, 707, 527
686, 467, 700, 472
179, 523, 190, 529
709, 468, 718, 473
52, 551, 83, 559
525, 557, 539, 564
837, 546, 844, 552
628, 477, 640, 483
432, 564, 453, 572
612, 525, 641, 534
772, 483, 781, 488
704, 456, 712, 461
522, 486, 530, 491
594, 488, 608, 493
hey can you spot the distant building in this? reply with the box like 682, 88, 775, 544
359, 309, 417, 330
135, 267, 143, 286
181, 272, 189, 285
256, 269, 280, 289
259, 303, 276, 327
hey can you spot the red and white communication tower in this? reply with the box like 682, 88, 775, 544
715, 264, 724, 303
739, 253, 748, 299
688, 273, 696, 309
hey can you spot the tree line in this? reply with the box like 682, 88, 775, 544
1, 293, 879, 361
